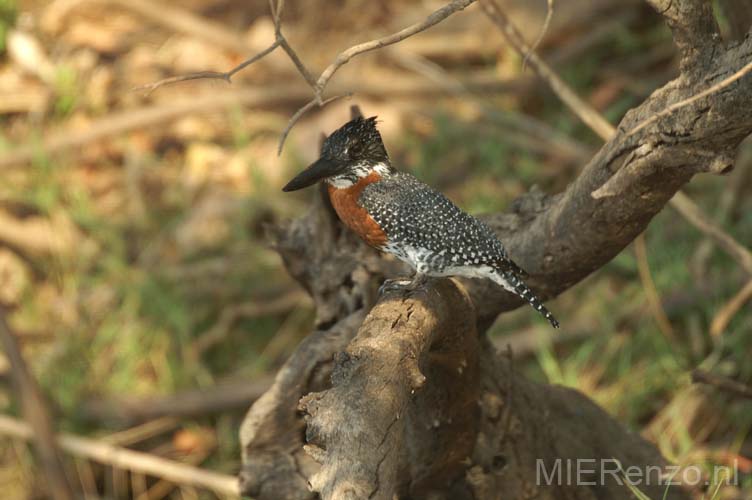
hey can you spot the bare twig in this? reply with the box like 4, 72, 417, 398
277, 94, 351, 154
386, 48, 592, 163
102, 417, 179, 447
0, 414, 240, 497
523, 0, 554, 71
135, 0, 476, 152
709, 279, 752, 338
634, 234, 678, 343
1, 74, 530, 168
133, 0, 305, 95
313, 0, 477, 94
670, 191, 752, 275
134, 40, 281, 95
189, 291, 307, 358
480, 0, 614, 140
624, 59, 752, 139
691, 369, 752, 399
0, 307, 75, 500
80, 376, 273, 425
266, 0, 317, 89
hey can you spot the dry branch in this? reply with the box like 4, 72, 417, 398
0, 307, 75, 500
670, 191, 752, 275
479, 0, 752, 314
646, 0, 720, 71
80, 376, 274, 426
275, 0, 477, 152
1, 74, 529, 169
0, 414, 240, 497
623, 59, 752, 139
134, 40, 282, 95
299, 280, 480, 499
133, 0, 478, 154
709, 279, 752, 338
480, 0, 614, 140
691, 369, 752, 400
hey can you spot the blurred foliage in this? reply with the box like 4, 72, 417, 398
0, 0, 750, 498
0, 0, 15, 53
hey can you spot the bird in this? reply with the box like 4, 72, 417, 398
282, 115, 559, 328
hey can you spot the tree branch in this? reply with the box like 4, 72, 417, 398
0, 414, 239, 497
134, 0, 478, 154
473, 0, 752, 329
299, 280, 480, 499
276, 0, 478, 152
691, 369, 752, 399
645, 0, 721, 70
0, 307, 75, 500
479, 0, 614, 140
134, 40, 281, 95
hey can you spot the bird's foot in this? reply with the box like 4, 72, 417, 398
378, 278, 413, 295
378, 274, 428, 295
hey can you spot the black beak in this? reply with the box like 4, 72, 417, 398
282, 157, 344, 192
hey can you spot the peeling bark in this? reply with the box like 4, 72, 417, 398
300, 281, 479, 500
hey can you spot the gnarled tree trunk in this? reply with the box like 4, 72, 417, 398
239, 1, 752, 498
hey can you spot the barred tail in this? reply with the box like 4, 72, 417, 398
492, 270, 560, 329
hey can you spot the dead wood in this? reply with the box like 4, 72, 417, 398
239, 1, 752, 499
299, 280, 480, 500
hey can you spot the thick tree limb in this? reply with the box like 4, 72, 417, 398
466, 21, 752, 327
299, 281, 480, 500
480, 0, 752, 318
645, 0, 721, 71
238, 312, 365, 499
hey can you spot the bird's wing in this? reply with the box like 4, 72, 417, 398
360, 172, 512, 268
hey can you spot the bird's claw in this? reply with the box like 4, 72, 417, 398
378, 278, 413, 295
378, 275, 429, 295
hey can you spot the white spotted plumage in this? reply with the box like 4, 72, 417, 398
362, 171, 560, 328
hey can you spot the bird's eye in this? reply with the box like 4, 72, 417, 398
349, 141, 364, 156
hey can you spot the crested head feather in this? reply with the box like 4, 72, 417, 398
321, 115, 390, 167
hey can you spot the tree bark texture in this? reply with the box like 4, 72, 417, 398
239, 1, 752, 499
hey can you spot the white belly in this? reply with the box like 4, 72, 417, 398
382, 243, 513, 292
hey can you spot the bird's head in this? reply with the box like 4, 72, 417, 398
282, 116, 392, 192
